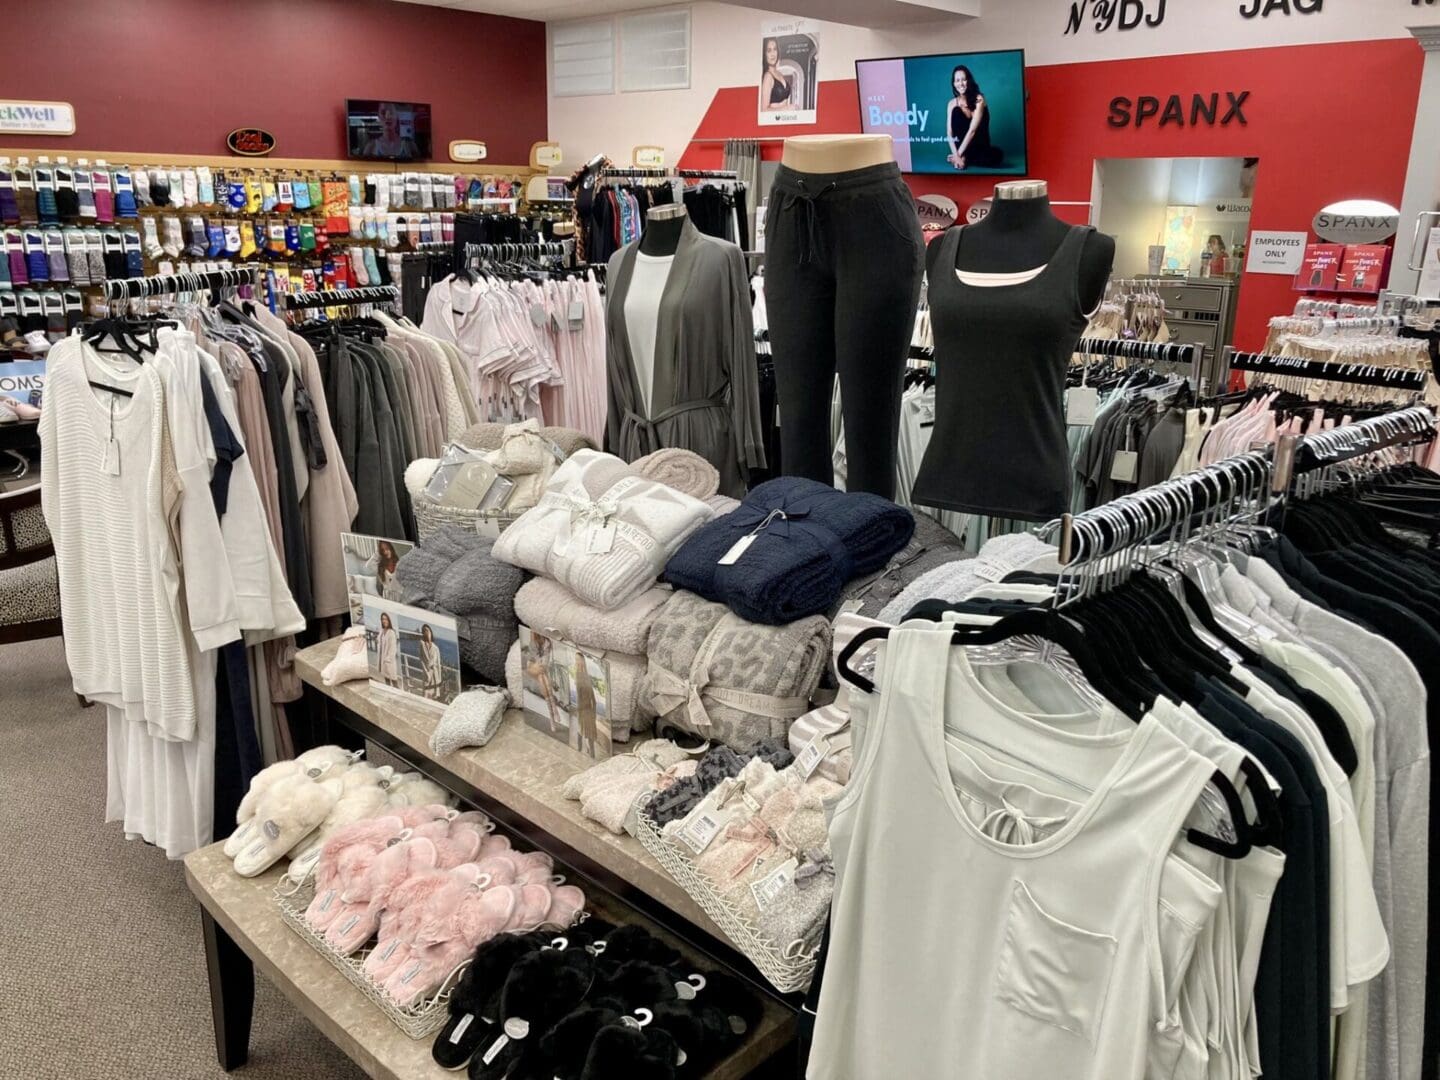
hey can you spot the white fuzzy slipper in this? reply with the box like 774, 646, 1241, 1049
233, 775, 345, 878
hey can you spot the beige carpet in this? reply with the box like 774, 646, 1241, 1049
0, 637, 364, 1079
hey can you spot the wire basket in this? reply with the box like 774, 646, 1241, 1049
630, 793, 821, 995
412, 493, 521, 543
272, 874, 466, 1039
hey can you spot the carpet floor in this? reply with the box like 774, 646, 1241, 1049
0, 636, 364, 1079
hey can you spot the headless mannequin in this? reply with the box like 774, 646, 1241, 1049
639, 203, 687, 256
930, 180, 1114, 313
780, 133, 894, 174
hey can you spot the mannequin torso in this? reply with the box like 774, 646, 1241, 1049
930, 185, 1114, 313
639, 207, 687, 256
781, 134, 894, 174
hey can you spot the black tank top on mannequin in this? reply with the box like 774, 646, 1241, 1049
910, 224, 1093, 522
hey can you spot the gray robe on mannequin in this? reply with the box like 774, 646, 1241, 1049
604, 216, 767, 497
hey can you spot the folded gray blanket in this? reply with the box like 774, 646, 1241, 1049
393, 527, 522, 685
641, 589, 830, 750
513, 578, 669, 656
458, 422, 596, 459
827, 511, 968, 620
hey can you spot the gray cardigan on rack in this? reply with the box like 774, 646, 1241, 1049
604, 217, 766, 497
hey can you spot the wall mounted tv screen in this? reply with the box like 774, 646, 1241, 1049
346, 99, 433, 162
855, 49, 1028, 176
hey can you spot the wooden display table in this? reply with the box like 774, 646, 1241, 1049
179, 636, 798, 1076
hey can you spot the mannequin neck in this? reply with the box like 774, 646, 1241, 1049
982, 193, 1060, 233
640, 213, 686, 256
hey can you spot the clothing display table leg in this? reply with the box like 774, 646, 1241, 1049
200, 907, 254, 1071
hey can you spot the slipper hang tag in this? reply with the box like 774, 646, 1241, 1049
750, 855, 799, 912
796, 734, 830, 779
448, 1012, 475, 1045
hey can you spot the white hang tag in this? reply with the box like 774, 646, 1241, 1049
717, 534, 756, 566
750, 856, 799, 912
1109, 449, 1139, 483
449, 1013, 475, 1044
674, 980, 697, 1001
586, 522, 616, 554
1066, 386, 1099, 426
529, 304, 547, 328
680, 811, 723, 854
99, 438, 121, 476
796, 734, 831, 779
317, 889, 337, 913
475, 516, 502, 540
568, 300, 585, 327
481, 1035, 509, 1065
838, 598, 864, 615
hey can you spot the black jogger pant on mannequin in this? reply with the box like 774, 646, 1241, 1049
765, 162, 924, 500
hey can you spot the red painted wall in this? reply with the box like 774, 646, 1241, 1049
682, 39, 1424, 351
1, 0, 546, 164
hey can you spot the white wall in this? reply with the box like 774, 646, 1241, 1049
547, 0, 1431, 167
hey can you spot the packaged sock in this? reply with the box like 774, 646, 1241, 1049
185, 217, 206, 257
307, 178, 323, 210
44, 229, 68, 282
168, 169, 186, 207
390, 215, 406, 249
6, 230, 29, 286
151, 169, 172, 206
63, 289, 84, 331
403, 173, 421, 206
196, 167, 215, 206
141, 217, 164, 259
321, 259, 337, 290
0, 243, 8, 289
93, 170, 114, 222
292, 175, 311, 210
0, 165, 16, 225
349, 246, 369, 286
41, 290, 65, 340
181, 169, 199, 207
101, 230, 125, 280
299, 222, 317, 252
133, 168, 152, 207
266, 222, 286, 256
348, 174, 362, 205
374, 175, 391, 210
276, 179, 293, 212
13, 164, 37, 224
284, 222, 301, 255
363, 206, 378, 240
64, 228, 89, 286
228, 179, 247, 211
244, 177, 262, 214
223, 223, 242, 255
113, 170, 138, 218
418, 216, 434, 245
162, 217, 184, 258
441, 213, 455, 242
122, 230, 144, 277
238, 222, 256, 258
348, 206, 364, 237
34, 165, 58, 224
23, 230, 48, 281
85, 228, 106, 281
207, 223, 226, 258
315, 224, 329, 252
75, 168, 96, 219
262, 178, 278, 213
363, 246, 381, 285
54, 167, 79, 220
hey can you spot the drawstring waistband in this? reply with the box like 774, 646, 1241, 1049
779, 179, 837, 265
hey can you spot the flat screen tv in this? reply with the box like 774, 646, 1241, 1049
346, 99, 433, 162
855, 49, 1027, 176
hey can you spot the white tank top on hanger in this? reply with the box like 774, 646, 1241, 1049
808, 625, 1218, 1080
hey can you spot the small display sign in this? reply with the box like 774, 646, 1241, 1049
227, 128, 276, 156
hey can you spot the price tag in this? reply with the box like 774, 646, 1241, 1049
717, 534, 756, 566
568, 300, 585, 327
99, 438, 121, 476
680, 811, 723, 854
750, 856, 799, 912
1066, 386, 1099, 426
586, 522, 616, 554
529, 303, 547, 328
1109, 449, 1139, 483
796, 735, 830, 779
475, 516, 503, 540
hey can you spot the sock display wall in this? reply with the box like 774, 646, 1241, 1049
0, 150, 536, 354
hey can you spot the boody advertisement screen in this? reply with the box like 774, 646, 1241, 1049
856, 49, 1028, 177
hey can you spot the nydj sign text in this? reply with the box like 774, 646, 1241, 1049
1066, 0, 1167, 33
1108, 92, 1250, 128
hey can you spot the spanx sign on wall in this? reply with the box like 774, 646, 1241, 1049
1065, 0, 1323, 34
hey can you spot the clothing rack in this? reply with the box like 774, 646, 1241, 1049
1287, 403, 1437, 473
1224, 348, 1431, 390
103, 265, 258, 301
1047, 448, 1274, 567
1073, 337, 1200, 370
283, 284, 399, 310
463, 241, 571, 262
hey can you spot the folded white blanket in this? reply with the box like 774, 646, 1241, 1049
493, 450, 712, 611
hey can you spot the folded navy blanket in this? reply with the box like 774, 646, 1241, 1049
664, 477, 915, 624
